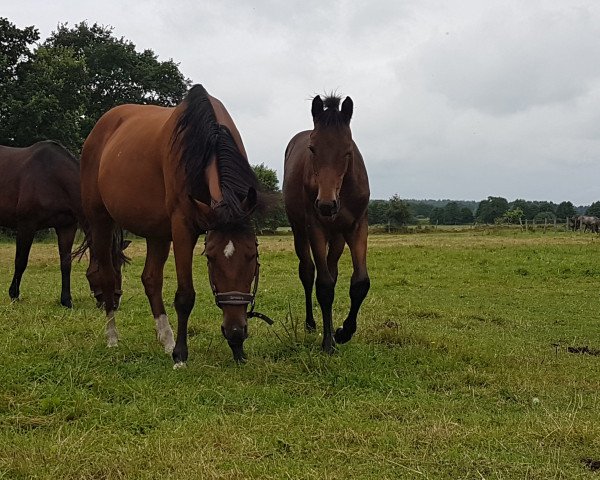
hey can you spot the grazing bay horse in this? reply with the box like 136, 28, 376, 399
0, 141, 108, 307
283, 94, 370, 353
80, 84, 264, 364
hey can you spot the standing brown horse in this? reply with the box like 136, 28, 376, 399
0, 141, 114, 307
80, 84, 265, 365
283, 94, 370, 353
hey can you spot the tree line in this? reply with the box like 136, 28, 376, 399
368, 196, 600, 227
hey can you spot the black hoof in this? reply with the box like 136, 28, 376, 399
61, 298, 73, 308
305, 322, 317, 332
172, 348, 188, 365
321, 338, 337, 355
334, 327, 354, 344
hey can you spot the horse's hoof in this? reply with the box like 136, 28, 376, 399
334, 327, 353, 344
305, 322, 317, 333
61, 299, 73, 309
173, 361, 187, 370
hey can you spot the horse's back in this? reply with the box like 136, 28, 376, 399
0, 142, 80, 228
283, 131, 311, 224
81, 104, 176, 237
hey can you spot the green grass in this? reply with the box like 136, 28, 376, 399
1, 230, 600, 479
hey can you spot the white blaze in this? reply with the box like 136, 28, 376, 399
224, 240, 235, 258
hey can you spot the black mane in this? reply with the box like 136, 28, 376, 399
171, 84, 258, 225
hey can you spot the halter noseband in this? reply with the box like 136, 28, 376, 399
206, 237, 274, 325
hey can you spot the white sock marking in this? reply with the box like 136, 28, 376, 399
155, 314, 175, 354
106, 311, 119, 347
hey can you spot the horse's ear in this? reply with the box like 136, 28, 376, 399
121, 240, 132, 251
341, 96, 353, 124
191, 196, 216, 226
242, 187, 258, 214
311, 95, 324, 122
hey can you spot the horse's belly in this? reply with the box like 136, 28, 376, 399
97, 157, 171, 238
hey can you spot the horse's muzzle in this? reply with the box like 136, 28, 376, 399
315, 199, 339, 217
221, 324, 248, 363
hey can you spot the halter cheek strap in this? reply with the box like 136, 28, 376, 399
206, 239, 274, 325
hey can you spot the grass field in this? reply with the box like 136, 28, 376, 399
0, 230, 599, 479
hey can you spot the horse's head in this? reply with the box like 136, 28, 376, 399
86, 239, 131, 309
195, 188, 259, 363
309, 94, 354, 218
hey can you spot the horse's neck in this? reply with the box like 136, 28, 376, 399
205, 157, 223, 203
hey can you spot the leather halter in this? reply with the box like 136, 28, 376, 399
205, 237, 274, 325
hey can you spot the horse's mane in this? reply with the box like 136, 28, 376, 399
171, 84, 259, 226
315, 94, 349, 128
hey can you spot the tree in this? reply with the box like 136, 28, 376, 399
459, 207, 474, 224
368, 200, 389, 225
586, 201, 600, 217
2, 20, 190, 152
476, 196, 509, 223
429, 207, 444, 225
556, 201, 576, 219
253, 163, 279, 193
501, 207, 524, 224
0, 18, 40, 144
251, 164, 287, 233
387, 195, 412, 226
443, 201, 461, 224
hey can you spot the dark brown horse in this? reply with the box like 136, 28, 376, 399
283, 94, 370, 353
80, 84, 265, 365
0, 141, 112, 307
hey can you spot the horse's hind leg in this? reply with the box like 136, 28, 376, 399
292, 226, 316, 331
142, 237, 175, 354
9, 225, 35, 302
56, 224, 77, 308
335, 219, 370, 344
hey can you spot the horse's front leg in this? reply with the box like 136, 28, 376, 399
171, 218, 198, 367
9, 224, 35, 302
309, 226, 336, 354
336, 217, 370, 344
142, 237, 175, 354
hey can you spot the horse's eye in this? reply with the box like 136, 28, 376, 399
308, 146, 315, 154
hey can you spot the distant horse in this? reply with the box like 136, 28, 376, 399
283, 94, 370, 353
80, 84, 267, 364
0, 141, 121, 307
578, 215, 599, 233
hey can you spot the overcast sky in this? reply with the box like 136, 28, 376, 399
4, 1, 600, 204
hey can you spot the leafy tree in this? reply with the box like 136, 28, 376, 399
251, 164, 287, 232
429, 207, 444, 225
555, 201, 576, 219
368, 200, 389, 225
407, 201, 434, 218
253, 163, 279, 193
0, 18, 40, 144
443, 201, 461, 224
2, 20, 190, 152
387, 195, 412, 226
501, 207, 524, 224
476, 196, 509, 223
459, 207, 474, 224
586, 201, 600, 217
510, 199, 539, 220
